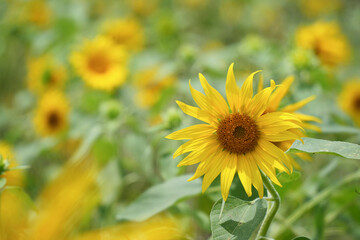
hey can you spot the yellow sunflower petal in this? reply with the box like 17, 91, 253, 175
237, 154, 253, 197
239, 70, 261, 113
257, 139, 293, 172
263, 131, 303, 142
268, 76, 294, 112
198, 74, 228, 115
173, 136, 217, 158
165, 124, 215, 140
257, 112, 302, 126
258, 121, 303, 134
281, 95, 316, 112
293, 113, 322, 123
201, 152, 229, 193
177, 141, 219, 167
176, 101, 215, 125
225, 63, 241, 113
220, 154, 237, 201
249, 80, 276, 118
251, 151, 282, 187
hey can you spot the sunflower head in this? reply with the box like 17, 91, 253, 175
134, 66, 176, 109
34, 90, 69, 136
27, 55, 67, 95
102, 18, 145, 52
295, 21, 350, 67
70, 36, 128, 91
166, 64, 305, 201
339, 79, 360, 126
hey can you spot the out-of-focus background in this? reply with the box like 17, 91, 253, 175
0, 0, 360, 239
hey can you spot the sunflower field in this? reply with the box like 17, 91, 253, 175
1, 0, 360, 239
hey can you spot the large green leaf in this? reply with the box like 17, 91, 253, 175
116, 174, 201, 222
210, 196, 267, 240
288, 138, 360, 159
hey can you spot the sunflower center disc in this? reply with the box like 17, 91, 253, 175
88, 54, 110, 74
47, 111, 60, 129
216, 113, 259, 154
354, 96, 360, 111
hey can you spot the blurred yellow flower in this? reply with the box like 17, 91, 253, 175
102, 18, 145, 52
339, 79, 360, 126
177, 0, 208, 8
26, 0, 52, 28
0, 160, 99, 240
27, 55, 67, 95
74, 215, 185, 240
166, 64, 304, 200
134, 67, 176, 109
125, 0, 159, 17
299, 0, 341, 18
259, 76, 322, 167
29, 161, 99, 240
296, 21, 350, 67
0, 142, 23, 186
34, 90, 69, 136
71, 36, 128, 91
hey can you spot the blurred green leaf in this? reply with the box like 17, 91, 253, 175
116, 174, 201, 222
210, 196, 267, 240
321, 125, 360, 134
291, 237, 311, 240
288, 138, 360, 159
277, 171, 301, 184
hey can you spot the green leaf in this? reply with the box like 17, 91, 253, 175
288, 138, 360, 160
210, 196, 267, 240
291, 237, 311, 240
116, 174, 201, 222
277, 171, 301, 184
321, 125, 360, 134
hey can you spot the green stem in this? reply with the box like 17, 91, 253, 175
274, 169, 360, 238
257, 171, 281, 239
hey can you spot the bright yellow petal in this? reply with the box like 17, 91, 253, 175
201, 151, 229, 193
254, 146, 288, 173
251, 151, 282, 187
268, 76, 294, 112
165, 124, 215, 140
177, 141, 219, 167
239, 71, 261, 113
176, 101, 216, 125
281, 95, 316, 112
263, 131, 303, 142
189, 81, 219, 118
257, 139, 293, 172
258, 121, 303, 135
220, 154, 237, 201
249, 80, 276, 118
173, 135, 217, 158
237, 154, 253, 197
257, 112, 302, 126
225, 63, 241, 113
198, 73, 228, 116
293, 113, 322, 123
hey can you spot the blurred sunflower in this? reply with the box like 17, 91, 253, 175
74, 215, 186, 240
295, 21, 350, 68
125, 0, 159, 17
101, 18, 145, 52
25, 0, 52, 28
338, 79, 360, 126
71, 36, 128, 91
0, 160, 99, 240
27, 55, 67, 95
258, 76, 322, 167
134, 67, 176, 109
299, 0, 341, 18
0, 142, 23, 186
166, 64, 304, 200
34, 90, 69, 136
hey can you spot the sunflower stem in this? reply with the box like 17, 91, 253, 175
257, 170, 280, 239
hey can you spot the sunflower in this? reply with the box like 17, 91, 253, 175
26, 0, 52, 28
338, 79, 360, 126
258, 76, 322, 166
0, 142, 23, 187
70, 36, 128, 91
134, 66, 176, 109
101, 18, 145, 52
295, 21, 350, 67
166, 64, 304, 200
27, 55, 67, 95
34, 90, 69, 136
